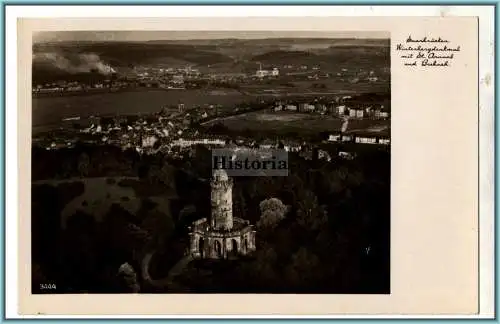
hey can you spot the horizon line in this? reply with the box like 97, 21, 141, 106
33, 31, 390, 43
34, 37, 390, 43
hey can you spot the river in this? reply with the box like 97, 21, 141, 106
32, 89, 250, 127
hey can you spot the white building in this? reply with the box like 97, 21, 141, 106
172, 138, 226, 148
328, 134, 341, 142
173, 75, 184, 84
339, 151, 355, 160
374, 111, 390, 119
355, 136, 377, 144
256, 69, 269, 78
300, 103, 315, 112
255, 63, 279, 78
284, 145, 302, 152
336, 105, 346, 115
318, 150, 331, 162
142, 135, 158, 148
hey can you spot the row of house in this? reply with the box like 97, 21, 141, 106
171, 138, 226, 148
274, 102, 390, 119
255, 65, 280, 78
328, 133, 390, 145
346, 106, 390, 119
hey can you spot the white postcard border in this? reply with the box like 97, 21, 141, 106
6, 5, 495, 319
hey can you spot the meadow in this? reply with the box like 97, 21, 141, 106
203, 111, 390, 136
32, 177, 176, 230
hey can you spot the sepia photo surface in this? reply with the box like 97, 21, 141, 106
10, 7, 493, 317
31, 29, 391, 296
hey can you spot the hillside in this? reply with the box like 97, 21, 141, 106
251, 50, 315, 62
33, 41, 233, 67
249, 46, 389, 69
32, 38, 390, 83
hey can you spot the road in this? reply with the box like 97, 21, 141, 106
141, 250, 194, 290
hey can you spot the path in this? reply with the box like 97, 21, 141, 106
141, 250, 194, 289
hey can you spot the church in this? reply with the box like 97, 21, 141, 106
188, 169, 256, 259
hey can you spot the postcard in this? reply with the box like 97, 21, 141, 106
6, 5, 494, 318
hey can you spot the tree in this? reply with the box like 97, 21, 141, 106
284, 247, 321, 289
77, 152, 90, 178
140, 207, 175, 249
235, 244, 279, 291
117, 262, 140, 293
252, 246, 278, 282
314, 167, 344, 198
296, 190, 327, 232
233, 188, 247, 220
146, 165, 162, 185
101, 204, 151, 263
177, 204, 197, 226
100, 117, 114, 127
60, 158, 73, 179
282, 173, 306, 202
159, 163, 176, 191
257, 198, 288, 229
61, 210, 98, 292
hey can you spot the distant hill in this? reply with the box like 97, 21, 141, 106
251, 50, 315, 62
32, 41, 236, 84
249, 46, 389, 69
32, 38, 390, 83
33, 41, 233, 67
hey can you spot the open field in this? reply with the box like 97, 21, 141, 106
32, 177, 175, 229
203, 111, 390, 136
240, 78, 389, 95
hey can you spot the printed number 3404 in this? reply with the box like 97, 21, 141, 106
40, 284, 56, 290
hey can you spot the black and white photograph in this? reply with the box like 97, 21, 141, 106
31, 30, 391, 295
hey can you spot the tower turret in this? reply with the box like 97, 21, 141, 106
210, 169, 233, 230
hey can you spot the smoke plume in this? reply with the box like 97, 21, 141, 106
32, 51, 116, 75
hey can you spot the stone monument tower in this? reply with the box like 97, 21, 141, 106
188, 169, 256, 259
210, 169, 233, 230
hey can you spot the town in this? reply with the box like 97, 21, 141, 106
33, 61, 389, 96
32, 32, 391, 295
33, 92, 390, 161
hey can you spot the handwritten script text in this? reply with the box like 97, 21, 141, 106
396, 35, 461, 68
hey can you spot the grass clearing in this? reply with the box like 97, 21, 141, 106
33, 177, 177, 229
205, 111, 390, 135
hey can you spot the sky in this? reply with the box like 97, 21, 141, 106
33, 31, 389, 43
